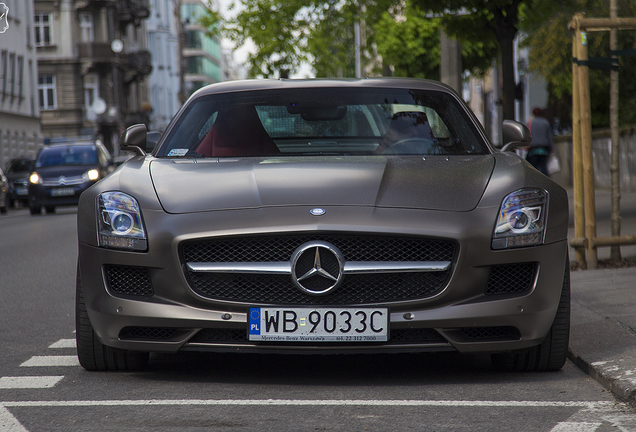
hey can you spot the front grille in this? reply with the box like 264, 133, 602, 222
183, 235, 455, 263
189, 328, 446, 345
460, 326, 521, 341
105, 265, 154, 297
183, 234, 455, 304
484, 263, 536, 296
42, 175, 84, 186
119, 326, 177, 340
189, 272, 449, 304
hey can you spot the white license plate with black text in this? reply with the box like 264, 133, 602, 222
248, 307, 389, 342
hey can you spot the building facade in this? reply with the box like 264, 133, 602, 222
180, 0, 222, 98
0, 0, 41, 168
34, 0, 153, 154
146, 0, 181, 131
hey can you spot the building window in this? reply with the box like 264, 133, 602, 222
79, 12, 94, 43
38, 74, 56, 110
34, 13, 52, 46
1, 50, 7, 101
17, 55, 24, 103
84, 74, 99, 121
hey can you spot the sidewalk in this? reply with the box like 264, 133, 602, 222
567, 188, 636, 405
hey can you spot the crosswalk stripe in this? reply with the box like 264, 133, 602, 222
20, 356, 79, 367
48, 339, 75, 349
0, 405, 28, 432
550, 422, 602, 432
0, 376, 64, 389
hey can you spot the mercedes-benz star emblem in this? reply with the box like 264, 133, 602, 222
290, 241, 344, 295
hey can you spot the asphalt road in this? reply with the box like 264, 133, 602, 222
1, 207, 635, 431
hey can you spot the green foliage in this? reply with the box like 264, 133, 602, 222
204, 0, 499, 79
523, 0, 636, 128
373, 4, 441, 79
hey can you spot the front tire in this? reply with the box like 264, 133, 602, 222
491, 258, 570, 372
29, 204, 41, 215
76, 264, 149, 371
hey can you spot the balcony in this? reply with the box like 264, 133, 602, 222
124, 50, 152, 75
119, 0, 150, 25
78, 42, 115, 62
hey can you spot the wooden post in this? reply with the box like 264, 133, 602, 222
571, 30, 586, 268
575, 19, 599, 269
609, 0, 622, 260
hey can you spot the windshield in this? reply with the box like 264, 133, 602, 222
36, 145, 98, 168
158, 88, 489, 157
6, 159, 34, 173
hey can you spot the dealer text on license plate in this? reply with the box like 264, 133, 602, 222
51, 187, 75, 196
248, 307, 388, 342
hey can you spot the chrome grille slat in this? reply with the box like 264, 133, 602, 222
182, 235, 455, 304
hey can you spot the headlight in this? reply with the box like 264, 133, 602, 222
97, 192, 147, 251
83, 169, 100, 181
29, 172, 41, 184
492, 189, 547, 250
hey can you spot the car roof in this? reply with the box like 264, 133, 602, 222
190, 77, 458, 98
45, 140, 96, 147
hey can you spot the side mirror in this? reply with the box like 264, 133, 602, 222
119, 124, 148, 156
146, 131, 161, 152
500, 120, 531, 152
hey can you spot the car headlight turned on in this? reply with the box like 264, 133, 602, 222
97, 192, 147, 251
492, 188, 547, 250
29, 172, 41, 184
83, 169, 100, 182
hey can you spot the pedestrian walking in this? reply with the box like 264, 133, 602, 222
526, 107, 553, 175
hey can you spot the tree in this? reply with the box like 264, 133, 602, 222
205, 0, 499, 81
410, 0, 581, 120
200, 0, 308, 78
522, 0, 636, 128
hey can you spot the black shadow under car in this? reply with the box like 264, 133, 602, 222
76, 78, 570, 372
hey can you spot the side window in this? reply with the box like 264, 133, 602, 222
197, 112, 217, 140
424, 108, 451, 139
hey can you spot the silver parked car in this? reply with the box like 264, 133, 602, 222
76, 78, 570, 372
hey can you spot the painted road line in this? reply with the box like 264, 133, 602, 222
550, 423, 602, 432
0, 399, 623, 408
1, 399, 632, 432
551, 400, 636, 432
20, 356, 79, 367
48, 339, 75, 349
0, 376, 64, 389
0, 405, 28, 432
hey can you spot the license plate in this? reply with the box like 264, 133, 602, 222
51, 187, 75, 196
248, 307, 389, 342
16, 187, 27, 196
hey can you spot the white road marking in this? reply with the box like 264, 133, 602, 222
19, 356, 79, 367
1, 399, 632, 432
0, 405, 29, 432
550, 400, 636, 432
0, 376, 64, 389
48, 339, 75, 349
551, 423, 602, 432
0, 399, 622, 408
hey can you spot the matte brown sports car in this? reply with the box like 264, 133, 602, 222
76, 78, 569, 372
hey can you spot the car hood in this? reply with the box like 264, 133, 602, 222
149, 156, 495, 213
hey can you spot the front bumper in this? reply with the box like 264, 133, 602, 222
29, 181, 94, 207
78, 204, 569, 356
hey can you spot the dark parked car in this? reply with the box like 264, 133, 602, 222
76, 78, 570, 372
5, 158, 35, 207
29, 139, 114, 215
0, 167, 8, 214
